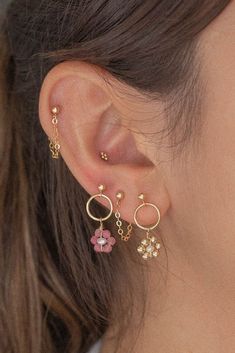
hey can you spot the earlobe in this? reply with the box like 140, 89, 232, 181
38, 60, 170, 229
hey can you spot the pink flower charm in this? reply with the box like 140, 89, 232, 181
90, 229, 116, 253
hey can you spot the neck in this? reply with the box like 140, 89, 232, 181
101, 239, 235, 353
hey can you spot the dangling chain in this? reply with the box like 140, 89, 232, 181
115, 209, 133, 242
49, 107, 61, 159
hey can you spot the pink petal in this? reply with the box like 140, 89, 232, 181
108, 237, 116, 246
94, 244, 102, 252
102, 230, 111, 239
103, 244, 113, 253
90, 236, 98, 245
95, 229, 102, 237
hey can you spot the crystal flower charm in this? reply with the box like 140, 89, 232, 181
90, 229, 116, 253
137, 235, 161, 260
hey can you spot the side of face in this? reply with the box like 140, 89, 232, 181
161, 0, 235, 289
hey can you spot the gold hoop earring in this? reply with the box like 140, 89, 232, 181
86, 185, 116, 253
49, 106, 61, 159
114, 191, 133, 242
134, 193, 161, 260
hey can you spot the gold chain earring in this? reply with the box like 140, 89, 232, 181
114, 191, 133, 242
49, 106, 61, 159
134, 193, 161, 260
86, 185, 116, 253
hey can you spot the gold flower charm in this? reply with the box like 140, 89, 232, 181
137, 235, 161, 260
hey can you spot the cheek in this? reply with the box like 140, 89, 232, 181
194, 28, 235, 245
166, 50, 235, 280
190, 111, 235, 239
160, 1, 235, 288
194, 1, 235, 238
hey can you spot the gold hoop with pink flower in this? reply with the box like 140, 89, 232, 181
86, 184, 116, 253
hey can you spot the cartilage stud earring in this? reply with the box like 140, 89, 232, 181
100, 151, 109, 161
86, 185, 116, 253
134, 193, 161, 260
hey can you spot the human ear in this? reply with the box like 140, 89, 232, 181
39, 61, 170, 225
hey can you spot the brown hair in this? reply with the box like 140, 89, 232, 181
0, 1, 231, 352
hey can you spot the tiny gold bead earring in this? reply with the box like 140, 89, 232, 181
86, 184, 116, 253
49, 106, 61, 159
100, 151, 109, 161
134, 193, 161, 260
114, 191, 133, 242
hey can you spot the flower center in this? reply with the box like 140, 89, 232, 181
97, 237, 107, 246
146, 244, 154, 253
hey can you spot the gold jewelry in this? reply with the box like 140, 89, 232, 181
100, 151, 109, 161
134, 193, 161, 260
86, 185, 116, 253
114, 191, 133, 241
49, 106, 61, 159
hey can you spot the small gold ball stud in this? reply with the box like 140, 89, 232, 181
116, 191, 125, 200
98, 184, 105, 193
51, 106, 60, 115
138, 193, 145, 201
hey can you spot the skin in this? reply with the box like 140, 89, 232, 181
39, 1, 235, 352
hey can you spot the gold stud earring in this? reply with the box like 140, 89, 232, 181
86, 185, 116, 253
114, 191, 133, 242
49, 106, 61, 159
100, 151, 109, 161
134, 193, 161, 260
